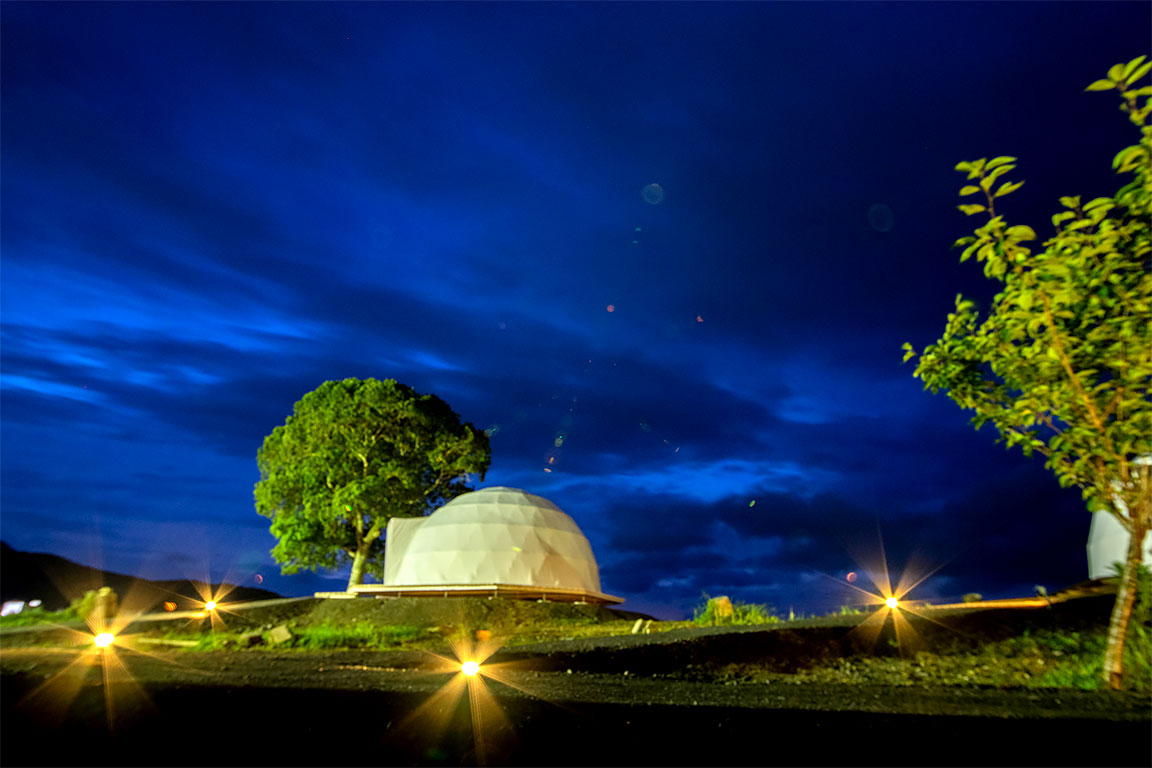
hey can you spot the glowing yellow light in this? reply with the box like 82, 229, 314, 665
93, 632, 115, 647
205, 601, 217, 611
461, 661, 480, 676
885, 597, 900, 609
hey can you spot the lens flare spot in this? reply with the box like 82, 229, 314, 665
461, 661, 480, 676
642, 183, 664, 205
205, 601, 217, 611
606, 304, 615, 313
846, 572, 857, 583
93, 632, 115, 648
868, 202, 894, 232
885, 597, 900, 609
163, 601, 177, 611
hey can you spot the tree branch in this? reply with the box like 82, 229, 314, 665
1038, 291, 1108, 435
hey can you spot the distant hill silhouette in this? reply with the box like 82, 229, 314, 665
0, 541, 280, 612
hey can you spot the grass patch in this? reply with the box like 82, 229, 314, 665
0, 606, 80, 628
287, 621, 424, 650
500, 619, 694, 647
134, 622, 427, 651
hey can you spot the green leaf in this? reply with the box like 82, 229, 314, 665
994, 180, 1024, 198
1126, 61, 1152, 85
985, 156, 1018, 170
985, 165, 1015, 184
1082, 197, 1114, 212
1006, 225, 1036, 241
1108, 63, 1126, 82
1085, 79, 1116, 92
957, 204, 986, 216
958, 158, 987, 180
959, 185, 981, 196
1051, 211, 1077, 228
1058, 196, 1081, 209
1112, 145, 1147, 172
1121, 55, 1147, 79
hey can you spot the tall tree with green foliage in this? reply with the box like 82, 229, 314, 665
254, 378, 491, 590
902, 56, 1152, 689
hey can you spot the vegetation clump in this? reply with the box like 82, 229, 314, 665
693, 595, 779, 627
283, 621, 425, 650
0, 588, 118, 628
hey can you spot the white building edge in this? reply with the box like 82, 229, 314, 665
1086, 455, 1152, 580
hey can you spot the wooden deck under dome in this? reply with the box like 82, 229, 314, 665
340, 582, 625, 605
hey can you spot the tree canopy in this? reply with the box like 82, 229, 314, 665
903, 55, 1151, 689
254, 378, 491, 589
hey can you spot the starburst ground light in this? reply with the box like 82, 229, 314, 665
388, 633, 564, 765
12, 555, 246, 734
823, 532, 960, 653
13, 614, 213, 735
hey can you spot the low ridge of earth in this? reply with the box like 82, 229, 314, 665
2, 592, 1150, 767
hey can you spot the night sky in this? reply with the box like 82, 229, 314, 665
3, 2, 1149, 619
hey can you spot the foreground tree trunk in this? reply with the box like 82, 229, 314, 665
347, 547, 368, 591
345, 523, 382, 591
1102, 515, 1149, 689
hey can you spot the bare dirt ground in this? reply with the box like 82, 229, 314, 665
2, 593, 1150, 767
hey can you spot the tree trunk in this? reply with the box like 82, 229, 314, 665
1101, 518, 1148, 689
347, 546, 369, 591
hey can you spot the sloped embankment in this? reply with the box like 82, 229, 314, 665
218, 594, 651, 634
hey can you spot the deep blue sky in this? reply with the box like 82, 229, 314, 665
2, 2, 1149, 619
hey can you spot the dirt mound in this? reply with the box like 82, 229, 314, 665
216, 595, 652, 635
301, 596, 650, 633
488, 591, 1127, 676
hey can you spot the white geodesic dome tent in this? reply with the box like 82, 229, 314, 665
352, 486, 622, 604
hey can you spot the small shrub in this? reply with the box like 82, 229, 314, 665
69, 591, 98, 621
693, 595, 779, 627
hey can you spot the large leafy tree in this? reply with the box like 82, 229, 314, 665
254, 378, 491, 590
903, 56, 1151, 689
